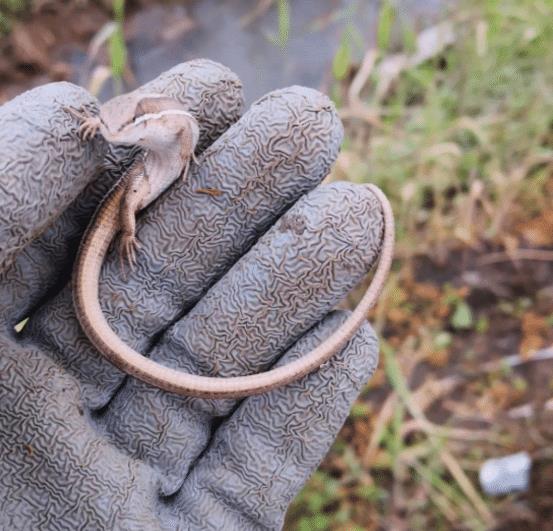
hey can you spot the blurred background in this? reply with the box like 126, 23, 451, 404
1, 0, 552, 529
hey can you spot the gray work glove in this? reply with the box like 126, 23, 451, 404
0, 59, 383, 530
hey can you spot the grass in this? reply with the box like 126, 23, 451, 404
336, 3, 552, 259
286, 0, 553, 528
109, 0, 128, 92
0, 0, 30, 35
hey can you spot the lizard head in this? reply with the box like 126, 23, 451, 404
97, 92, 200, 155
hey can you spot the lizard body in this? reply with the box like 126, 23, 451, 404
70, 92, 394, 399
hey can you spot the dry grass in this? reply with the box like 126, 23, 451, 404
286, 1, 553, 529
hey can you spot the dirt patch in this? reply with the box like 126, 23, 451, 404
0, 2, 112, 102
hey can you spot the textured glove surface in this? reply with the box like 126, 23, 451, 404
0, 60, 381, 530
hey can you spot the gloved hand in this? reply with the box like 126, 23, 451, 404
0, 59, 383, 530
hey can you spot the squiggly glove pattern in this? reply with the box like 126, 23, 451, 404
0, 59, 382, 530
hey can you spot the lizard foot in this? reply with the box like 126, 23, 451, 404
118, 233, 141, 275
63, 106, 101, 141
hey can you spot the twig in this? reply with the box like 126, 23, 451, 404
440, 449, 495, 525
408, 456, 480, 526
240, 0, 274, 27
383, 348, 495, 526
363, 341, 422, 466
508, 397, 553, 419
374, 21, 456, 102
480, 345, 553, 373
348, 48, 378, 104
338, 105, 382, 128
488, 154, 553, 236
477, 248, 553, 265
400, 419, 503, 445
364, 393, 398, 465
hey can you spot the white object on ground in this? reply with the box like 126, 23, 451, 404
479, 452, 531, 496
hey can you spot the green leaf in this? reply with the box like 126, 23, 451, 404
434, 331, 453, 349
350, 402, 371, 418
108, 0, 127, 83
307, 492, 326, 513
333, 35, 351, 80
109, 26, 127, 79
401, 20, 417, 53
355, 484, 387, 502
382, 341, 426, 423
277, 0, 290, 47
298, 514, 331, 531
451, 301, 473, 330
512, 376, 528, 392
475, 315, 490, 333
112, 0, 125, 22
0, 12, 11, 36
377, 0, 395, 52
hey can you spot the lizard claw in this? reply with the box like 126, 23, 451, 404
119, 233, 141, 276
79, 116, 101, 141
63, 106, 101, 141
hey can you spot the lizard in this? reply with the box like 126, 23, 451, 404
66, 92, 199, 270
68, 92, 395, 399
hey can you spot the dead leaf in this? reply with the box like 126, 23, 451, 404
412, 282, 441, 300
520, 311, 548, 356
196, 187, 223, 197
519, 211, 553, 246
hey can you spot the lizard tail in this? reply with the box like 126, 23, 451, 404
73, 183, 394, 399
73, 179, 126, 359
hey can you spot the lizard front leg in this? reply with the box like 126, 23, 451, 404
64, 106, 101, 141
119, 165, 150, 272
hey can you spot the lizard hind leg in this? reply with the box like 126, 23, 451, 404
119, 232, 141, 278
179, 157, 191, 182
118, 168, 150, 275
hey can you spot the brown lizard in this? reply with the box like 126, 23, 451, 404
68, 92, 395, 399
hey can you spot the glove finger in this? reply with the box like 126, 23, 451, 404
27, 86, 343, 410
0, 59, 243, 330
0, 82, 103, 289
100, 181, 384, 496
171, 310, 378, 530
